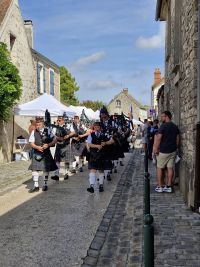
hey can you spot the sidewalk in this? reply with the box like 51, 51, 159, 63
0, 160, 30, 195
81, 150, 200, 267
149, 161, 200, 267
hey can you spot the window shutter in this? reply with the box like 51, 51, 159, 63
50, 70, 55, 95
37, 62, 40, 93
43, 67, 46, 93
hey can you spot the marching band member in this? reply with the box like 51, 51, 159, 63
100, 108, 114, 180
28, 117, 57, 192
86, 121, 114, 193
51, 115, 75, 181
70, 116, 90, 173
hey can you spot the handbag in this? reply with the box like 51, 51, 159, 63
34, 153, 44, 161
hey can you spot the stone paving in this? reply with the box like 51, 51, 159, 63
0, 160, 30, 195
0, 154, 131, 267
81, 149, 144, 267
149, 162, 200, 267
81, 150, 200, 267
1, 151, 200, 267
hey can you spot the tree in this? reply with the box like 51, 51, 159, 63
60, 66, 79, 105
80, 100, 106, 111
0, 42, 22, 122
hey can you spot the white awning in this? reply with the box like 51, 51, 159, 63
13, 93, 76, 118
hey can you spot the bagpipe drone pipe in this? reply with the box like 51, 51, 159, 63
44, 109, 72, 137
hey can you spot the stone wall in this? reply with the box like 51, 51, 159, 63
1, 1, 36, 103
0, 1, 36, 163
163, 0, 198, 206
0, 1, 60, 163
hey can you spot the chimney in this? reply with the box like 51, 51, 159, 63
154, 68, 161, 85
123, 88, 128, 95
24, 20, 33, 48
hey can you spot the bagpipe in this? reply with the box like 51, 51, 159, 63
44, 109, 72, 132
80, 108, 95, 127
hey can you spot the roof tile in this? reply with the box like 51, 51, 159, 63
0, 0, 12, 26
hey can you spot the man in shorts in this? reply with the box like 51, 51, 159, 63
153, 111, 180, 193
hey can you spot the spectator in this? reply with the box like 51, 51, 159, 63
147, 121, 154, 160
148, 119, 159, 160
153, 111, 180, 193
141, 119, 149, 155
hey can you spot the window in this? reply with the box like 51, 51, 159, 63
10, 34, 16, 51
37, 62, 46, 94
116, 100, 121, 107
49, 69, 54, 96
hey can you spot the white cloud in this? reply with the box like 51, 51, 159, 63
70, 52, 106, 71
135, 24, 165, 49
83, 79, 119, 91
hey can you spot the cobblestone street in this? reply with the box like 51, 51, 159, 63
1, 151, 200, 267
0, 153, 131, 267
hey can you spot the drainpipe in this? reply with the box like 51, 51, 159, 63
194, 0, 200, 208
155, 0, 163, 21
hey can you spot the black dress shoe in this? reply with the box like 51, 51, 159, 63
120, 161, 124, 166
114, 168, 117, 173
64, 174, 69, 180
42, 185, 48, 191
99, 185, 104, 192
28, 187, 39, 193
87, 186, 94, 193
107, 174, 112, 181
51, 175, 59, 181
79, 167, 83, 172
70, 169, 76, 174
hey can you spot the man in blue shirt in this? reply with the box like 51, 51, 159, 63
153, 111, 180, 193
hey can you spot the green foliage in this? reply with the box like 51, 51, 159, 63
140, 105, 150, 111
60, 66, 79, 105
0, 42, 22, 122
80, 100, 106, 111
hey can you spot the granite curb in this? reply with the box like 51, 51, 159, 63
81, 150, 144, 267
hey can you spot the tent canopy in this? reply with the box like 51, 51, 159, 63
132, 119, 144, 125
14, 93, 76, 118
69, 105, 100, 120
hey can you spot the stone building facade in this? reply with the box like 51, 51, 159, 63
108, 88, 148, 121
156, 0, 199, 207
0, 0, 60, 163
32, 49, 60, 101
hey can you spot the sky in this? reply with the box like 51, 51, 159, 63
19, 0, 165, 105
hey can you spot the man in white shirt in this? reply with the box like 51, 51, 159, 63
28, 117, 57, 192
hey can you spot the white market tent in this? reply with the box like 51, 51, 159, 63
69, 105, 86, 117
132, 119, 144, 125
14, 93, 76, 118
69, 105, 100, 120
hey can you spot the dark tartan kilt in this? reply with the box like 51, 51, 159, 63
101, 144, 124, 161
113, 144, 125, 159
121, 140, 130, 153
71, 142, 86, 157
54, 144, 74, 163
28, 150, 58, 172
88, 149, 112, 170
81, 146, 89, 158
